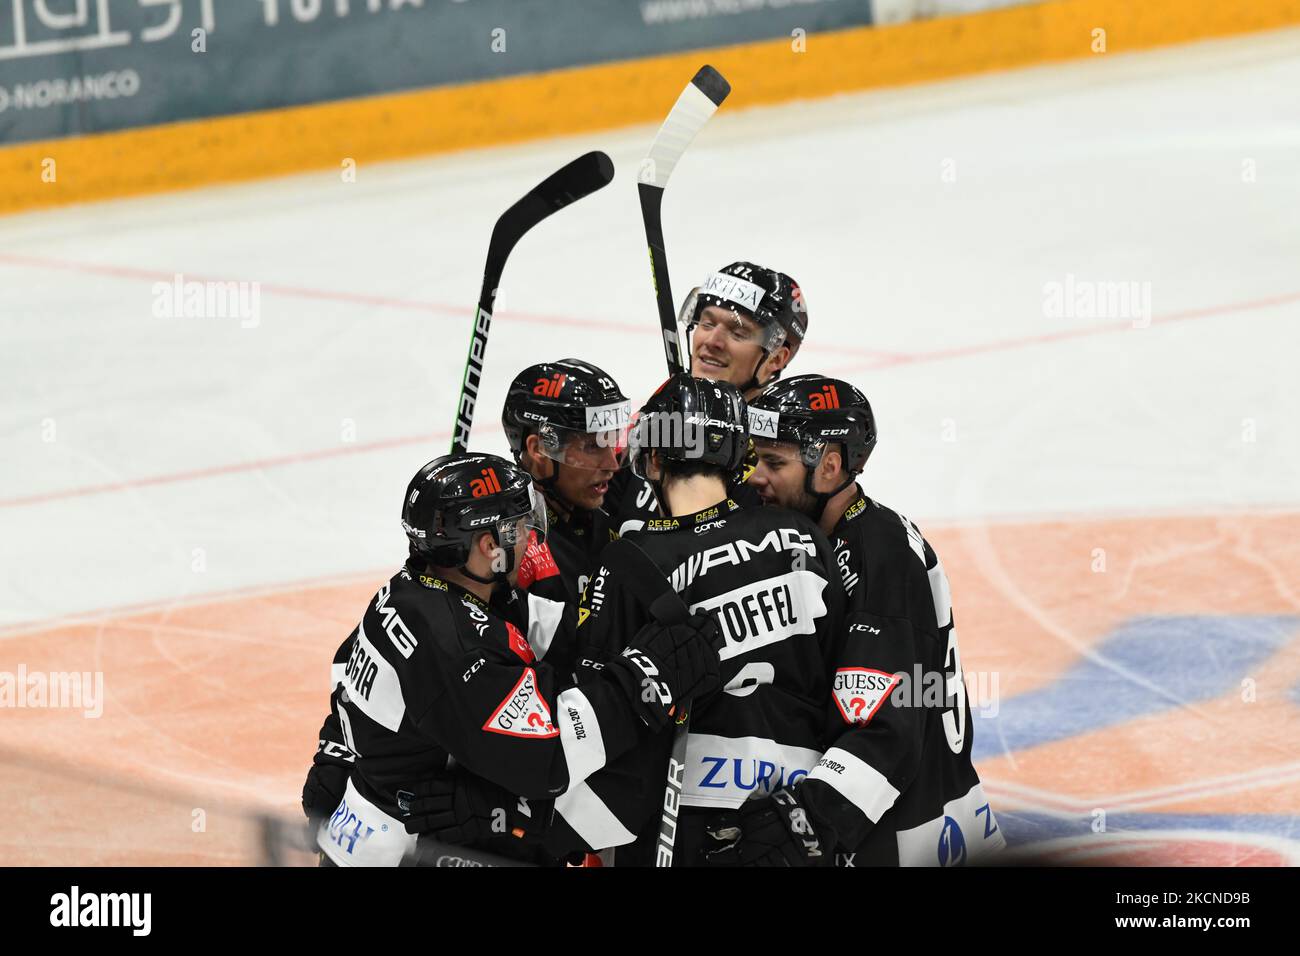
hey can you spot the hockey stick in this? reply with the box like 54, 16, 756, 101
401, 835, 537, 868
450, 151, 616, 454
620, 549, 699, 869
637, 66, 731, 377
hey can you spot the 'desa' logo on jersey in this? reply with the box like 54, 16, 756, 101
483, 668, 557, 739
832, 667, 901, 725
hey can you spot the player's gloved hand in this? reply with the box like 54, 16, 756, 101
701, 788, 834, 867
605, 611, 721, 730
301, 761, 349, 821
401, 772, 543, 845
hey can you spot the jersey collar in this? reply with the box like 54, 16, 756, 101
831, 484, 871, 536
642, 498, 741, 532
416, 572, 492, 612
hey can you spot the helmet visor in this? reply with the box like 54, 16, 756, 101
495, 481, 549, 550
681, 286, 787, 360
534, 400, 631, 470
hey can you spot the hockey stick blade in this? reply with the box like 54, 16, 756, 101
451, 151, 615, 454
638, 66, 731, 376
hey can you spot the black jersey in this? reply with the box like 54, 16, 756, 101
525, 498, 619, 606
547, 499, 847, 865
312, 564, 644, 866
602, 468, 660, 535
798, 487, 1006, 866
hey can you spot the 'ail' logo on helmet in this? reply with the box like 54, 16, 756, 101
808, 384, 840, 411
533, 374, 567, 399
470, 468, 502, 498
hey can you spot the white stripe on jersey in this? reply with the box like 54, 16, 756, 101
681, 733, 822, 809
317, 777, 418, 867
555, 687, 607, 787
894, 781, 1005, 867
688, 569, 828, 662
807, 746, 901, 824
525, 592, 565, 661
554, 781, 637, 849
928, 557, 953, 628
342, 622, 407, 733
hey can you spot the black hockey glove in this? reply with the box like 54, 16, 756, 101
604, 611, 721, 730
702, 788, 835, 867
301, 761, 349, 822
401, 772, 544, 845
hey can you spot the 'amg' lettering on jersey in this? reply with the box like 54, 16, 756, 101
669, 527, 816, 591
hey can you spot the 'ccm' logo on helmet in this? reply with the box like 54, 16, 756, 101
470, 468, 503, 498
809, 384, 840, 410
533, 374, 567, 399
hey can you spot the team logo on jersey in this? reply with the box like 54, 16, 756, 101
484, 668, 556, 738
832, 667, 901, 725
470, 468, 503, 498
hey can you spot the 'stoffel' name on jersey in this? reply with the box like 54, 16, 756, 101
690, 570, 828, 661
669, 527, 816, 592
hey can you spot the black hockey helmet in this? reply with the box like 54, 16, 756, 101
501, 358, 631, 470
748, 374, 877, 515
680, 261, 808, 389
629, 373, 749, 479
402, 453, 547, 583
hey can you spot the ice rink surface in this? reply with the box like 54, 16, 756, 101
2, 28, 1298, 864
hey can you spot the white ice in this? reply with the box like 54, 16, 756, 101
2, 27, 1298, 628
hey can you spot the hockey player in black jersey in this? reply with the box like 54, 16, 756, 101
681, 261, 807, 399
677, 261, 809, 508
730, 374, 1006, 866
501, 359, 657, 604
540, 374, 850, 865
300, 452, 720, 866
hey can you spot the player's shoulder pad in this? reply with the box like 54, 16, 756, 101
381, 569, 534, 666
851, 497, 935, 570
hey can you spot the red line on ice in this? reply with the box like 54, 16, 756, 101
0, 252, 901, 361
